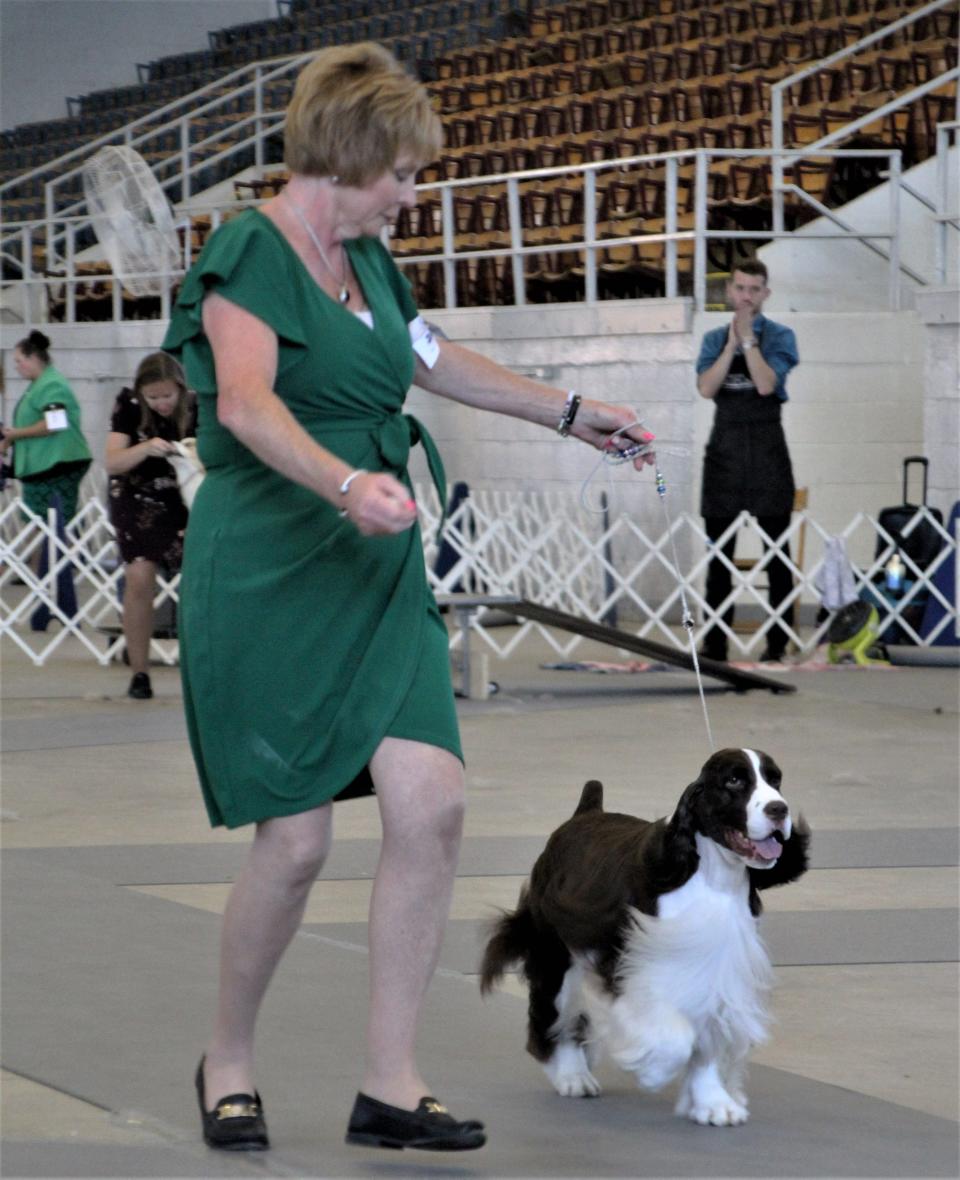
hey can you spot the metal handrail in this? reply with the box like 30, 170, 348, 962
790, 68, 959, 164
775, 0, 955, 98
406, 145, 913, 308
934, 119, 960, 283
3, 0, 954, 319
3, 144, 919, 325
1, 51, 313, 271
0, 53, 303, 196
770, 0, 958, 233
39, 65, 300, 267
1, 0, 512, 256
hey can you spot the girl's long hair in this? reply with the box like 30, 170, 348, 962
133, 352, 191, 439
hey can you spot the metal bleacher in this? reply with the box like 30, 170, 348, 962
0, 0, 956, 324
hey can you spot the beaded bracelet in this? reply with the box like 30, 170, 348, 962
556, 391, 581, 437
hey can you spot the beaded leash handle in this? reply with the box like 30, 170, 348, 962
582, 419, 715, 753
651, 449, 715, 753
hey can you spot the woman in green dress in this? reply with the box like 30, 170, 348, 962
163, 42, 654, 1155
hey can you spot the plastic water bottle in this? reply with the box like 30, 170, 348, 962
885, 552, 905, 593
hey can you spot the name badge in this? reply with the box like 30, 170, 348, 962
409, 316, 440, 369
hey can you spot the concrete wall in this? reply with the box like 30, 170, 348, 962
0, 301, 696, 550
406, 301, 695, 529
415, 303, 941, 571
1, 300, 955, 578
915, 286, 960, 514
691, 309, 931, 542
1, 0, 278, 130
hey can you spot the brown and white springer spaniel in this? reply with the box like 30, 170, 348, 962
481, 748, 810, 1126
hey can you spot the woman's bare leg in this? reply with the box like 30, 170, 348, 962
201, 805, 333, 1107
122, 559, 157, 677
362, 737, 465, 1109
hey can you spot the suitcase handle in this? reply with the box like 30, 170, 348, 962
902, 455, 929, 506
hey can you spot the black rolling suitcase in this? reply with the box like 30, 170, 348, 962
875, 456, 944, 573
872, 456, 944, 643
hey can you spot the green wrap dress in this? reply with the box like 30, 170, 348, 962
162, 210, 460, 828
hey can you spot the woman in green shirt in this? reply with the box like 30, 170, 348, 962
164, 42, 654, 1156
2, 330, 91, 522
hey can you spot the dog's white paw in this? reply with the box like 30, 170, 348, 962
676, 1091, 749, 1127
553, 1068, 602, 1098
675, 1056, 750, 1126
544, 1042, 602, 1098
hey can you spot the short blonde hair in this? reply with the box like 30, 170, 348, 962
283, 43, 442, 186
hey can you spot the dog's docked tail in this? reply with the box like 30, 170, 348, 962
480, 886, 536, 995
574, 779, 604, 816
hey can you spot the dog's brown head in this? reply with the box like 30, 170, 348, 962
670, 748, 810, 906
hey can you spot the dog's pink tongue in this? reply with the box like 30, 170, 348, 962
753, 836, 782, 861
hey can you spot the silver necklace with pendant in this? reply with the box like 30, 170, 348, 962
288, 200, 350, 304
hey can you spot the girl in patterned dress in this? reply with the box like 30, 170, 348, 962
105, 352, 196, 699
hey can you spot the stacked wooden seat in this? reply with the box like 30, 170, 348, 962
4, 0, 954, 309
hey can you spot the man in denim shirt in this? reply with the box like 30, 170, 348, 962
696, 261, 799, 663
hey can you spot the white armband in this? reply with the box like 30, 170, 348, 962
409, 315, 440, 369
43, 405, 69, 432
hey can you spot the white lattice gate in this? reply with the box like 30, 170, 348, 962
1, 483, 956, 667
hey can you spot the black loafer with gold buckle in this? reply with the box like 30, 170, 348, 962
195, 1058, 270, 1151
346, 1091, 486, 1151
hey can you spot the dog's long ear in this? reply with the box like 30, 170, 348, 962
661, 775, 704, 885
751, 813, 811, 894
669, 776, 704, 845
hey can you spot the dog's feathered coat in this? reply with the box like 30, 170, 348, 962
481, 748, 809, 1126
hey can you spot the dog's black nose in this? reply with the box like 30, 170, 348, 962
764, 800, 788, 825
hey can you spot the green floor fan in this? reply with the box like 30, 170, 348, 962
827, 600, 888, 666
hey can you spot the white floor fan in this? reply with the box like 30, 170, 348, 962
81, 145, 182, 298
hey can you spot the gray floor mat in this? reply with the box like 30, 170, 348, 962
8, 826, 957, 889
3, 852, 957, 1179
301, 907, 960, 975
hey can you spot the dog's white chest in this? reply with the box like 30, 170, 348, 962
629, 877, 761, 977
619, 859, 773, 1046
655, 840, 754, 941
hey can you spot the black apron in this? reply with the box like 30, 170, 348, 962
700, 332, 795, 518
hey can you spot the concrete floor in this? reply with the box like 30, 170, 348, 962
2, 630, 958, 1178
